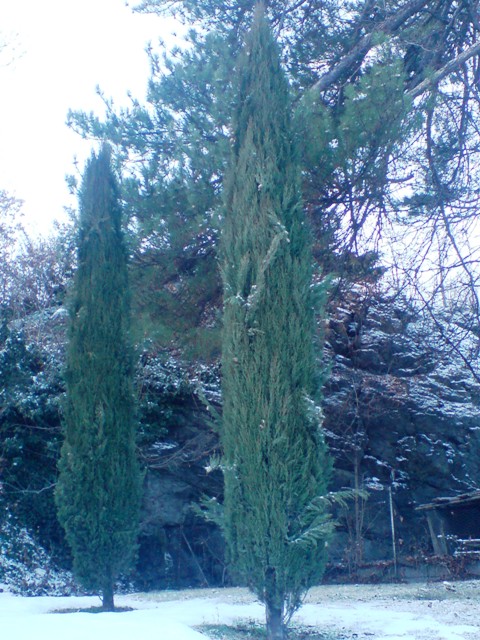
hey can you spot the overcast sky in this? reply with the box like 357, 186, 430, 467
0, 0, 178, 234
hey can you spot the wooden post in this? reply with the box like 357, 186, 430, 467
389, 471, 397, 579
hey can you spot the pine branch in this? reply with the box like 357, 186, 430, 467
310, 0, 430, 96
408, 40, 480, 98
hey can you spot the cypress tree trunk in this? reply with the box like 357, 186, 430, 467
266, 601, 284, 640
102, 579, 115, 612
56, 145, 141, 607
221, 4, 331, 639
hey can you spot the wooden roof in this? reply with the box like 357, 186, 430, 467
416, 490, 480, 511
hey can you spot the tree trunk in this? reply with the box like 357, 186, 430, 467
102, 581, 115, 611
266, 602, 284, 640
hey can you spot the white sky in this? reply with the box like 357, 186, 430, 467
0, 0, 179, 234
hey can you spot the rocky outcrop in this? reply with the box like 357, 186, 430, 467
133, 356, 224, 589
323, 285, 480, 573
4, 289, 479, 588
136, 285, 480, 584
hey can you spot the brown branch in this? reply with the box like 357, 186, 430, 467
407, 39, 480, 97
310, 0, 430, 96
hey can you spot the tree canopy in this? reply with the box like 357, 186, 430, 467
55, 146, 141, 610
221, 8, 331, 638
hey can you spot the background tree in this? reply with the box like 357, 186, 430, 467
221, 8, 331, 639
0, 191, 25, 309
69, 1, 480, 365
0, 313, 63, 546
55, 145, 141, 611
0, 192, 75, 319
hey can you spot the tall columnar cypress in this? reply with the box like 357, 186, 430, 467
55, 145, 141, 611
221, 6, 331, 640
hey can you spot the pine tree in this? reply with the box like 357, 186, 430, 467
221, 6, 331, 640
55, 145, 141, 611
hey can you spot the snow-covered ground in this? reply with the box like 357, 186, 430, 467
1, 581, 479, 640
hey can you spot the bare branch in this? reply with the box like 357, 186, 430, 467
416, 285, 480, 384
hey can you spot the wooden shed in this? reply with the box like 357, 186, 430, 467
416, 491, 480, 556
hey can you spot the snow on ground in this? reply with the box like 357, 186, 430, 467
1, 581, 480, 640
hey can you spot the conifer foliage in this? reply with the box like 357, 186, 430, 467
221, 6, 331, 639
55, 146, 141, 611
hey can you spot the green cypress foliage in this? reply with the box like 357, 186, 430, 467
55, 145, 141, 611
221, 5, 331, 639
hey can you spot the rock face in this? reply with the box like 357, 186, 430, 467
322, 285, 480, 574
136, 286, 480, 585
4, 289, 479, 588
133, 356, 224, 589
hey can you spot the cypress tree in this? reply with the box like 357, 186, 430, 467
221, 5, 331, 640
55, 145, 141, 611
